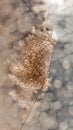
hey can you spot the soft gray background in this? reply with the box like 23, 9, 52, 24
0, 0, 73, 130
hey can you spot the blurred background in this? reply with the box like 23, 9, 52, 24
0, 0, 73, 130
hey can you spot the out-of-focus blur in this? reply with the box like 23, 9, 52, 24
0, 0, 73, 130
